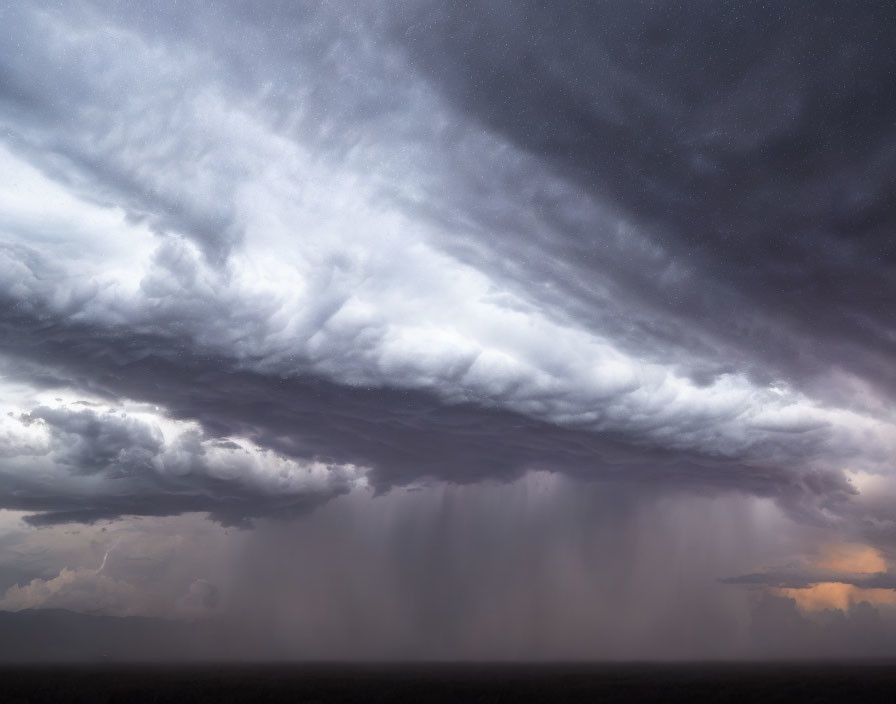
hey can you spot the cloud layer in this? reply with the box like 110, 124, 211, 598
0, 0, 894, 541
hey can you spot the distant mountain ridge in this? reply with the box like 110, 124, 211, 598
0, 608, 225, 662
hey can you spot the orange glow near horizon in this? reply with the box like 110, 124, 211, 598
815, 543, 887, 574
771, 543, 893, 612
777, 582, 896, 612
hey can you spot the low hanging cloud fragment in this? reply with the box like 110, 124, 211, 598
724, 571, 896, 592
0, 389, 366, 526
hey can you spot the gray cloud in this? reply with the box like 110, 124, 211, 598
1, 1, 896, 662
392, 0, 896, 402
25, 406, 163, 476
0, 0, 893, 533
0, 382, 364, 526
0, 296, 863, 526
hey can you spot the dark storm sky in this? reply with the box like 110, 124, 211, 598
0, 1, 895, 659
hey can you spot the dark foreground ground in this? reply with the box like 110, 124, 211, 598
4, 663, 896, 703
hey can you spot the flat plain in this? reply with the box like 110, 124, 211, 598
3, 663, 896, 703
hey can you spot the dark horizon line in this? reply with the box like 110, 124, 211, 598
6, 659, 896, 667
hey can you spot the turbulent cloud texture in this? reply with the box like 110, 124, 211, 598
1, 0, 894, 530
1, 0, 896, 660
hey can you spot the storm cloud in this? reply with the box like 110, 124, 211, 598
1, 0, 894, 527
1, 0, 895, 660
